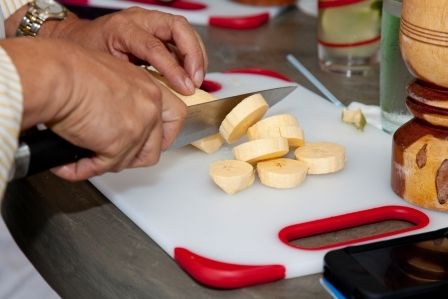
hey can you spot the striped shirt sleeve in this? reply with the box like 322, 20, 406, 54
0, 46, 23, 198
0, 0, 28, 19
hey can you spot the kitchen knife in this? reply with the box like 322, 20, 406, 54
10, 84, 297, 180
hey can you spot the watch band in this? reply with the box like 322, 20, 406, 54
16, 6, 44, 37
16, 1, 67, 37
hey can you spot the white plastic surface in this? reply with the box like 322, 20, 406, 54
88, 0, 285, 25
90, 73, 448, 280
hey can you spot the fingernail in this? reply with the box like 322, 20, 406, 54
184, 77, 195, 93
193, 69, 203, 87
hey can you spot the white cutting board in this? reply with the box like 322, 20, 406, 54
62, 0, 288, 29
90, 72, 447, 289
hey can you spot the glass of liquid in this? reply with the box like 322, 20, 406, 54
380, 0, 413, 134
318, 0, 382, 77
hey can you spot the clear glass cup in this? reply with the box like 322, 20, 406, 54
379, 0, 413, 134
318, 0, 382, 76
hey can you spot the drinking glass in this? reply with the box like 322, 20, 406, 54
380, 0, 413, 133
318, 0, 382, 76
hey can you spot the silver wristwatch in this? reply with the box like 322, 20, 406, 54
16, 0, 67, 37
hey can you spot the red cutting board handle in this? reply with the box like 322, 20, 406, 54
224, 68, 292, 81
209, 13, 270, 30
173, 205, 429, 289
61, 0, 207, 9
279, 205, 430, 250
201, 68, 292, 93
59, 0, 273, 30
125, 0, 207, 10
174, 248, 285, 289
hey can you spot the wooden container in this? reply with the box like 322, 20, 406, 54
392, 80, 448, 212
394, 0, 448, 212
400, 0, 448, 88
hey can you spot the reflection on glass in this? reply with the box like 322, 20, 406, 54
352, 237, 448, 290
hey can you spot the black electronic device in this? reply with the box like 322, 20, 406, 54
322, 227, 448, 299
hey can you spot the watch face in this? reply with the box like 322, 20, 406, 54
36, 0, 64, 14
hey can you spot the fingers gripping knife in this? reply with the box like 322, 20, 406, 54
10, 84, 296, 180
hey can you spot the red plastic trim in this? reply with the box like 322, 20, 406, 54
59, 0, 88, 5
60, 0, 207, 9
224, 68, 292, 82
174, 247, 285, 289
278, 205, 430, 251
209, 13, 270, 30
318, 0, 366, 9
318, 35, 381, 48
200, 79, 222, 93
125, 0, 207, 10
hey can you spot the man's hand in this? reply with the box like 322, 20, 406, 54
54, 7, 207, 95
6, 6, 207, 95
2, 38, 186, 181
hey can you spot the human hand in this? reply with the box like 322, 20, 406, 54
2, 38, 186, 181
50, 7, 208, 96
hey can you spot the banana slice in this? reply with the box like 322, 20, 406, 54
219, 94, 269, 144
280, 126, 305, 147
233, 137, 289, 164
257, 158, 308, 189
145, 67, 217, 106
294, 142, 345, 174
247, 114, 299, 138
209, 160, 255, 194
248, 125, 305, 147
191, 133, 224, 154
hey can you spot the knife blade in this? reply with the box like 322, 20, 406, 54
10, 84, 297, 180
171, 84, 297, 148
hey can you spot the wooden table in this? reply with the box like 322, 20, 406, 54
2, 7, 380, 299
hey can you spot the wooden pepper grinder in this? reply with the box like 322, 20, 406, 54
392, 0, 448, 212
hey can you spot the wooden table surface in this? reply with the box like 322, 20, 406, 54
2, 7, 381, 299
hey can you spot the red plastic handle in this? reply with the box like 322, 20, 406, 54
224, 68, 292, 82
278, 205, 430, 250
200, 79, 222, 93
174, 247, 285, 289
209, 13, 270, 30
201, 68, 291, 94
60, 0, 88, 5
60, 0, 207, 9
125, 0, 207, 10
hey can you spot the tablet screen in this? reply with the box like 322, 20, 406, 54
352, 237, 448, 291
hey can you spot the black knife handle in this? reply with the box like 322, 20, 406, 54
20, 129, 94, 177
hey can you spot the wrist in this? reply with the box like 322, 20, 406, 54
6, 4, 88, 40
38, 11, 81, 39
12, 0, 82, 38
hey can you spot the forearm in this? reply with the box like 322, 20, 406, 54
6, 4, 206, 95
